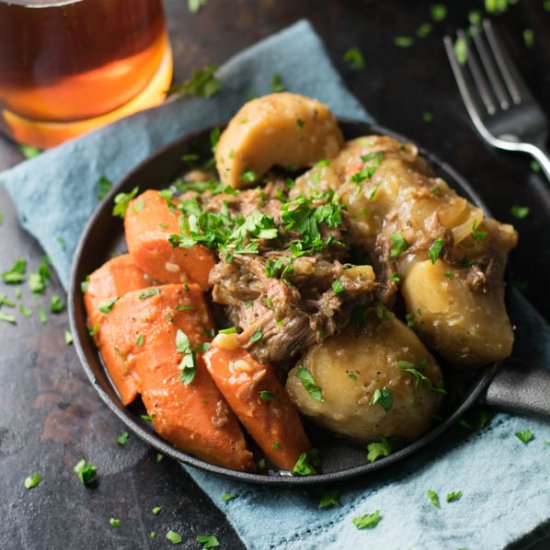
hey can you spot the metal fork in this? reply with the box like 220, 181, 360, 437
444, 19, 550, 180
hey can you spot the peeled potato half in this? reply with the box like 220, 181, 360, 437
215, 93, 344, 188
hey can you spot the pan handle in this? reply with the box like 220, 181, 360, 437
481, 358, 550, 418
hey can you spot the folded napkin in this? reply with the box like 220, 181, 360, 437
3, 20, 550, 550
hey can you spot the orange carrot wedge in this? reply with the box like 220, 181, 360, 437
125, 189, 215, 290
106, 283, 255, 472
204, 334, 310, 470
84, 254, 151, 405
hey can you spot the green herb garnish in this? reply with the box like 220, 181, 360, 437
454, 37, 468, 65
2, 257, 26, 284
394, 36, 414, 48
343, 47, 365, 70
109, 518, 121, 528
390, 233, 408, 258
471, 220, 487, 240
166, 530, 183, 544
196, 535, 220, 549
24, 473, 42, 489
98, 298, 118, 314
50, 295, 66, 313
296, 367, 323, 402
428, 239, 445, 264
169, 65, 221, 99
332, 279, 345, 294
369, 387, 393, 412
259, 390, 276, 401
353, 510, 382, 529
318, 490, 340, 509
446, 490, 463, 503
271, 73, 286, 93
430, 4, 447, 21
74, 459, 97, 485
97, 176, 113, 200
250, 326, 263, 343
64, 330, 73, 345
138, 288, 161, 300
176, 329, 196, 385
427, 489, 440, 507
117, 431, 129, 446
515, 429, 534, 444
112, 186, 139, 218
292, 451, 317, 476
221, 493, 238, 502
510, 205, 529, 219
367, 438, 392, 462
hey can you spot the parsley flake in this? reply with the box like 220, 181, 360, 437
117, 431, 129, 446
394, 36, 414, 48
222, 493, 238, 502
389, 273, 400, 283
138, 288, 161, 300
2, 257, 26, 284
515, 429, 534, 444
97, 176, 113, 200
109, 518, 121, 528
332, 279, 345, 294
24, 473, 42, 489
353, 510, 382, 529
446, 490, 463, 503
523, 29, 534, 48
37, 305, 48, 324
423, 111, 433, 124
50, 295, 66, 313
176, 329, 196, 385
136, 334, 144, 347
397, 359, 446, 393
169, 65, 221, 99
166, 530, 183, 544
188, 0, 207, 13
196, 535, 220, 549
367, 438, 392, 462
259, 390, 276, 401
152, 506, 161, 515
98, 298, 118, 314
64, 330, 73, 345
112, 186, 139, 218
510, 205, 529, 219
271, 73, 286, 93
20, 145, 41, 159
292, 451, 317, 476
430, 4, 447, 21
343, 47, 365, 70
428, 239, 445, 264
74, 459, 97, 485
240, 169, 258, 184
296, 367, 323, 402
0, 311, 16, 324
390, 232, 409, 258
250, 326, 263, 343
318, 490, 340, 509
417, 23, 432, 38
369, 387, 393, 412
454, 37, 468, 65
427, 489, 440, 507
471, 220, 488, 240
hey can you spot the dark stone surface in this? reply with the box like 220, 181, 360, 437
0, 1, 548, 549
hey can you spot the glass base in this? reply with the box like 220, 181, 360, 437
1, 42, 173, 149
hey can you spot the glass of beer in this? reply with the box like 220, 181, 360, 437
0, 0, 173, 148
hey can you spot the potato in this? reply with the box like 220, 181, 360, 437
215, 93, 344, 188
401, 259, 514, 367
285, 318, 444, 442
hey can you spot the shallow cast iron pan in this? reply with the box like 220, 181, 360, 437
69, 120, 550, 486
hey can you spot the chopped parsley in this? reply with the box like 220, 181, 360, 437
175, 304, 194, 311
176, 329, 196, 385
19, 304, 32, 318
221, 493, 238, 502
369, 387, 393, 412
394, 36, 414, 48
485, 0, 511, 14
136, 334, 144, 347
469, 9, 482, 25
259, 390, 276, 401
218, 327, 237, 334
367, 438, 392, 462
138, 288, 161, 300
427, 489, 440, 508
64, 330, 73, 345
515, 429, 534, 444
332, 279, 345, 294
250, 326, 263, 343
296, 367, 323, 402
2, 257, 26, 284
271, 73, 286, 93
471, 220, 487, 240
109, 518, 121, 528
74, 459, 97, 485
97, 176, 113, 200
389, 273, 400, 283
141, 414, 155, 422
169, 65, 221, 99
397, 359, 446, 393
196, 535, 220, 549
20, 145, 41, 159
430, 4, 447, 21
188, 0, 207, 13
446, 490, 463, 503
117, 431, 129, 446
50, 295, 66, 313
37, 305, 48, 324
81, 276, 90, 293
343, 47, 365, 71
240, 169, 258, 184
24, 473, 42, 489
428, 239, 445, 264
0, 211, 3, 225
510, 205, 529, 219
166, 530, 183, 544
28, 273, 45, 294
454, 37, 468, 65
423, 111, 433, 124
156, 453, 164, 462
112, 186, 139, 218
296, 118, 305, 129
98, 298, 118, 314
0, 293, 15, 308
132, 199, 145, 213
318, 490, 340, 509
350, 152, 384, 184
459, 410, 492, 431
348, 373, 358, 381
523, 29, 534, 48
152, 506, 161, 515
390, 233, 409, 258
0, 311, 16, 324
291, 451, 317, 476
417, 23, 433, 38
352, 510, 382, 529
531, 160, 541, 173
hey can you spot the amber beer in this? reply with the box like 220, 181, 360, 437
0, 0, 173, 147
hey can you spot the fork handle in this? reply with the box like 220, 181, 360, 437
525, 144, 550, 181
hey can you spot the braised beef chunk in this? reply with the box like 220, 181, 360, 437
198, 179, 378, 366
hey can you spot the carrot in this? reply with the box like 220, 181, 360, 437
106, 283, 255, 472
84, 254, 151, 405
204, 334, 310, 470
125, 189, 215, 290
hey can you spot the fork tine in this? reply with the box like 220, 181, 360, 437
470, 25, 510, 110
482, 19, 526, 104
457, 29, 496, 115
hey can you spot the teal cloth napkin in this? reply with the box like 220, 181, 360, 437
2, 20, 550, 550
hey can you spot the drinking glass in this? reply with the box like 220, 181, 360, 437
0, 0, 173, 148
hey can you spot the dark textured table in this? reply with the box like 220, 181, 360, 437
1, 1, 549, 549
